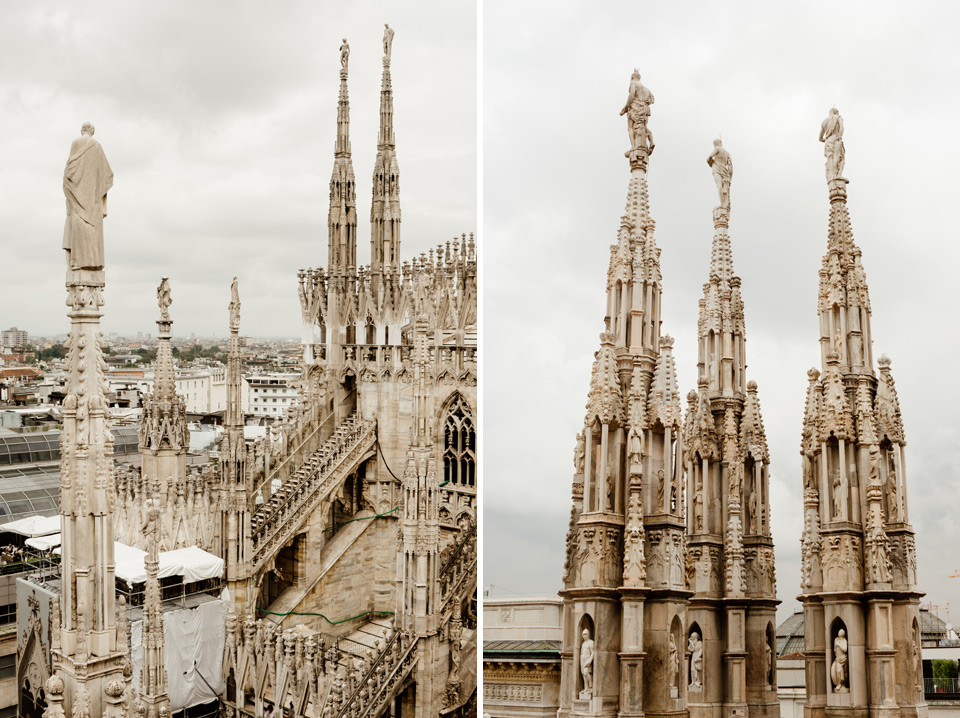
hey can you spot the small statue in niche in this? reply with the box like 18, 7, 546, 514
657, 469, 665, 512
886, 463, 899, 521
831, 629, 849, 693
579, 628, 595, 698
832, 469, 843, 520
688, 632, 703, 691
668, 634, 679, 689
693, 482, 704, 532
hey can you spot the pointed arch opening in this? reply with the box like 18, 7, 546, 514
442, 393, 475, 488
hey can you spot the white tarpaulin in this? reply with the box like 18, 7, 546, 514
130, 594, 227, 711
25, 533, 61, 551
160, 546, 224, 583
0, 514, 60, 537
113, 543, 222, 584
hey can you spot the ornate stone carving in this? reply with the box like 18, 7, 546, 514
623, 488, 646, 586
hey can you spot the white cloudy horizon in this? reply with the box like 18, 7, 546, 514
0, 2, 477, 338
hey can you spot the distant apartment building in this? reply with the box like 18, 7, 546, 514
176, 368, 249, 415
247, 373, 298, 418
0, 328, 27, 351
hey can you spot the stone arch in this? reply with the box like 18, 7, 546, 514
440, 392, 475, 489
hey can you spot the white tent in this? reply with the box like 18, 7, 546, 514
49, 541, 224, 585
0, 514, 60, 537
25, 533, 61, 551
160, 546, 224, 584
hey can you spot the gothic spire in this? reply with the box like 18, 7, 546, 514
371, 25, 402, 279
329, 39, 357, 276
798, 109, 924, 715
140, 278, 187, 454
697, 141, 746, 397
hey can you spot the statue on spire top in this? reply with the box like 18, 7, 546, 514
383, 24, 395, 63
157, 276, 172, 322
340, 38, 350, 73
620, 70, 655, 158
820, 107, 845, 181
707, 139, 733, 210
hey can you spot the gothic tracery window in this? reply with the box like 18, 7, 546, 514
443, 394, 476, 488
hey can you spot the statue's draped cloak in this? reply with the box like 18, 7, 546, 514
63, 136, 113, 270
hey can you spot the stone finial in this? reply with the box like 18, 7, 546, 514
660, 334, 674, 349
808, 367, 821, 382
747, 379, 758, 391
877, 354, 891, 369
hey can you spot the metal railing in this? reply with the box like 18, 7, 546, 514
925, 676, 960, 696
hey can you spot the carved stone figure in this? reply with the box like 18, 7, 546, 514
619, 70, 655, 154
63, 123, 114, 271
340, 38, 350, 71
657, 469, 665, 512
669, 633, 679, 688
157, 277, 172, 322
831, 628, 849, 692
765, 640, 773, 685
628, 426, 643, 474
693, 483, 704, 532
819, 107, 845, 181
886, 464, 899, 521
706, 139, 732, 209
688, 632, 703, 690
579, 628, 595, 697
748, 489, 758, 534
573, 431, 585, 476
832, 469, 843, 519
383, 24, 395, 61
229, 276, 241, 328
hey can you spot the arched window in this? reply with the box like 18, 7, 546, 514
443, 395, 476, 488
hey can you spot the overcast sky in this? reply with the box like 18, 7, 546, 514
484, 0, 960, 624
0, 1, 476, 338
